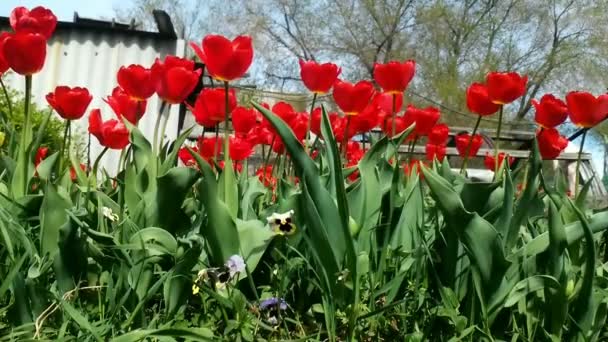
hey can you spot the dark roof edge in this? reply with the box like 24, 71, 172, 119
0, 10, 178, 40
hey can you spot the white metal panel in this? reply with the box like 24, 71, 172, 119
4, 28, 186, 174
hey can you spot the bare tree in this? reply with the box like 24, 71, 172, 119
115, 0, 608, 124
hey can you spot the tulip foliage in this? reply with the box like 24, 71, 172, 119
1, 5, 608, 342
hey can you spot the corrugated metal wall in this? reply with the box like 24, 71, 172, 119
3, 25, 186, 174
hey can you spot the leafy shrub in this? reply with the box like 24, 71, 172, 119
0, 79, 73, 154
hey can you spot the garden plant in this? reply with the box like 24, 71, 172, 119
0, 5, 608, 341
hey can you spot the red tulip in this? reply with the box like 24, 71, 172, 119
310, 107, 322, 136
372, 92, 403, 114
537, 128, 568, 159
104, 87, 147, 124
373, 60, 416, 94
197, 136, 222, 161
232, 106, 257, 135
428, 124, 449, 145
425, 143, 446, 162
2, 32, 46, 76
332, 80, 375, 115
10, 6, 57, 39
299, 60, 341, 94
46, 86, 93, 120
188, 88, 237, 127
484, 152, 514, 171
151, 55, 201, 104
345, 141, 362, 160
256, 165, 276, 188
190, 35, 253, 82
288, 112, 309, 141
261, 102, 297, 136
178, 146, 198, 167
455, 133, 483, 157
88, 109, 130, 150
271, 138, 285, 154
351, 104, 380, 134
532, 94, 568, 128
271, 102, 297, 124
346, 143, 365, 181
565, 91, 608, 128
406, 105, 440, 137
466, 83, 500, 116
117, 64, 156, 100
486, 71, 527, 105
0, 33, 10, 75
331, 116, 355, 142
383, 115, 412, 138
229, 136, 253, 161
248, 126, 274, 146
70, 163, 86, 181
35, 146, 49, 166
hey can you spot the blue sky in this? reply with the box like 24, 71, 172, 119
0, 1, 116, 21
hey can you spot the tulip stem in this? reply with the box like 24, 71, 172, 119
152, 101, 167, 155
16, 75, 33, 196
391, 94, 397, 138
494, 105, 504, 175
86, 133, 91, 176
305, 93, 318, 153
87, 147, 109, 212
213, 128, 220, 163
23, 76, 32, 145
264, 136, 275, 172
59, 120, 71, 174
116, 147, 126, 176
158, 104, 172, 155
460, 115, 482, 175
223, 81, 230, 163
342, 116, 351, 162
574, 130, 587, 195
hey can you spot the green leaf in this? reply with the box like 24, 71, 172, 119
40, 184, 72, 256
504, 275, 560, 308
0, 252, 27, 298
69, 152, 88, 186
543, 199, 568, 336
54, 214, 89, 293
35, 152, 59, 181
253, 102, 347, 268
508, 140, 542, 250
129, 227, 178, 256
236, 219, 275, 271
390, 174, 422, 252
61, 300, 103, 342
218, 159, 238, 219
240, 177, 266, 220
164, 238, 203, 315
510, 211, 608, 261
568, 199, 597, 335
124, 120, 154, 176
111, 328, 214, 342
319, 106, 356, 272
160, 125, 194, 174
574, 176, 593, 212
421, 164, 509, 303
493, 165, 514, 238
142, 166, 199, 234
188, 148, 240, 265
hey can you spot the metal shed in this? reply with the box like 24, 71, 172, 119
0, 11, 186, 174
